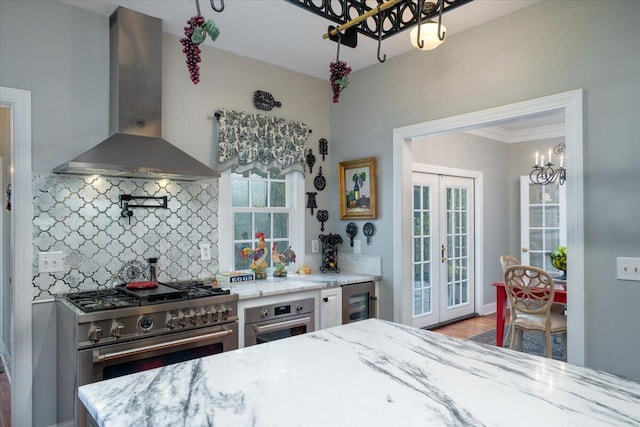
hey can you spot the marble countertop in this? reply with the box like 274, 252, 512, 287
79, 318, 640, 427
223, 272, 378, 300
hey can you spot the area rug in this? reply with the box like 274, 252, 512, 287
468, 329, 566, 361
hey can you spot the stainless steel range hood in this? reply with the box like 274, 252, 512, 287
54, 6, 219, 181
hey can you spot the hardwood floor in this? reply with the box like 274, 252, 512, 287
430, 312, 501, 339
0, 363, 10, 427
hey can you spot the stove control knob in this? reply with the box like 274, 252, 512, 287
260, 308, 269, 318
166, 313, 179, 329
212, 309, 220, 322
203, 310, 213, 323
179, 312, 191, 327
88, 324, 103, 342
296, 304, 304, 313
110, 322, 125, 338
222, 306, 232, 318
191, 310, 202, 325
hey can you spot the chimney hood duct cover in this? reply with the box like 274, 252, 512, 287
53, 6, 219, 181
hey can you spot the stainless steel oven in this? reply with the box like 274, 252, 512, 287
342, 281, 377, 324
244, 297, 315, 346
57, 281, 238, 426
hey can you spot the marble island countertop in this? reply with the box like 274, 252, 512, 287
79, 319, 640, 427
223, 272, 379, 300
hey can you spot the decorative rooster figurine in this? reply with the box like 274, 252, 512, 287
272, 243, 296, 277
241, 232, 269, 279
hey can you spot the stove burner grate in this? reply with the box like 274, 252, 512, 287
66, 289, 139, 312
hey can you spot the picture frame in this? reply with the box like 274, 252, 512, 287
338, 157, 377, 219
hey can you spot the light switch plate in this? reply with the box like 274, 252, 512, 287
353, 240, 362, 255
616, 257, 640, 281
200, 243, 211, 261
311, 240, 319, 254
38, 251, 64, 273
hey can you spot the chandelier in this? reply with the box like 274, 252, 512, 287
530, 143, 566, 186
286, 0, 473, 56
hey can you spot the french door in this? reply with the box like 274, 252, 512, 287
520, 176, 566, 273
412, 173, 475, 328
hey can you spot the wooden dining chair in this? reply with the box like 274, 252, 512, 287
503, 265, 567, 358
499, 255, 521, 345
500, 255, 520, 272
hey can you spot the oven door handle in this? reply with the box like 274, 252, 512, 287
93, 328, 234, 362
253, 316, 312, 334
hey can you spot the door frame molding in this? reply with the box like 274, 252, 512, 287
412, 165, 483, 327
393, 89, 584, 365
0, 86, 33, 424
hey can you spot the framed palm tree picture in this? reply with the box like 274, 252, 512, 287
338, 157, 377, 219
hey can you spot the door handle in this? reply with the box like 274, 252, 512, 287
522, 247, 528, 253
441, 245, 447, 263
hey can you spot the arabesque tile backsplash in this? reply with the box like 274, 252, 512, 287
31, 173, 219, 301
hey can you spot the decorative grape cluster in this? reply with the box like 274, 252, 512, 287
180, 15, 205, 84
329, 60, 352, 103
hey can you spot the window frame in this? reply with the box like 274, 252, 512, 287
218, 169, 305, 273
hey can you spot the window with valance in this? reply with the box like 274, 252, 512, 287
215, 109, 309, 175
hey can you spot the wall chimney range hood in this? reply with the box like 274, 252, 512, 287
54, 6, 219, 181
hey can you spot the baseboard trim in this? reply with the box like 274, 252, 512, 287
481, 302, 496, 316
425, 313, 479, 330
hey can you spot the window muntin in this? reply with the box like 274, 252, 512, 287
231, 169, 291, 270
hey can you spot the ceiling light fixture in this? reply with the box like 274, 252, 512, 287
410, 21, 446, 50
530, 143, 567, 185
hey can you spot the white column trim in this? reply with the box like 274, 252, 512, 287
1, 86, 33, 425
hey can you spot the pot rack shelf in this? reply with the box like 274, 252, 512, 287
285, 0, 473, 44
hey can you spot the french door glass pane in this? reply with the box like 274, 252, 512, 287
414, 238, 421, 262
413, 186, 421, 209
413, 212, 421, 235
423, 237, 430, 261
422, 212, 430, 234
546, 183, 559, 202
529, 183, 543, 204
413, 265, 421, 289
530, 229, 543, 251
530, 206, 543, 227
545, 206, 560, 227
422, 187, 430, 209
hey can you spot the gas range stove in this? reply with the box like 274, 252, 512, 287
57, 279, 239, 349
65, 280, 231, 313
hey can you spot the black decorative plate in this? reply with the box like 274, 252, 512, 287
314, 167, 326, 191
346, 222, 358, 247
363, 222, 376, 245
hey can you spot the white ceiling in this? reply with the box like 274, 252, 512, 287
58, 0, 541, 80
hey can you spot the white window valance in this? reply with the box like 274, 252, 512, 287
216, 109, 309, 175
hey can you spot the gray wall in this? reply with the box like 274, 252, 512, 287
329, 0, 640, 378
412, 132, 560, 306
1, 1, 330, 425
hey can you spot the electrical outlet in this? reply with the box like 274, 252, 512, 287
353, 239, 362, 255
311, 240, 319, 253
200, 243, 211, 261
38, 251, 64, 273
617, 257, 640, 281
